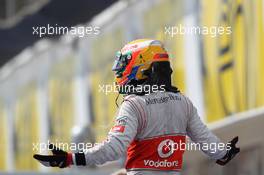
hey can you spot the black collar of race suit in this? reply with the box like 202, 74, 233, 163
115, 85, 180, 107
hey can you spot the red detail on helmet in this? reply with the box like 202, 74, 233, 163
121, 44, 138, 53
118, 77, 129, 86
153, 53, 169, 60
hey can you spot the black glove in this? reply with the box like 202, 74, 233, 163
33, 143, 87, 168
216, 136, 240, 166
33, 143, 72, 168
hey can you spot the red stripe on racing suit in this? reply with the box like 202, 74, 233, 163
126, 135, 186, 171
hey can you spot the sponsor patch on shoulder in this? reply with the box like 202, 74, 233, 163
111, 116, 128, 133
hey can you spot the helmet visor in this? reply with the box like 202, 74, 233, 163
112, 51, 132, 72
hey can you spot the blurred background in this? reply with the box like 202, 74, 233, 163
0, 0, 264, 174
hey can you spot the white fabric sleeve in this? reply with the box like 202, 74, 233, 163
83, 100, 138, 166
185, 97, 227, 160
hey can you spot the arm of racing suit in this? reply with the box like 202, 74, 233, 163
185, 97, 227, 160
33, 100, 139, 168
82, 100, 139, 166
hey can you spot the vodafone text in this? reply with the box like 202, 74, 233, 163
144, 159, 178, 168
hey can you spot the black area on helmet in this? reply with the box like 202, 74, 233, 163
125, 61, 180, 95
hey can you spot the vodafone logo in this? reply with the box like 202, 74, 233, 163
157, 139, 175, 158
121, 44, 138, 53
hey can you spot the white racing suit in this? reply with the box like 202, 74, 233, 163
82, 91, 227, 175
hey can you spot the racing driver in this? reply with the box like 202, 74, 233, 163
34, 39, 240, 174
